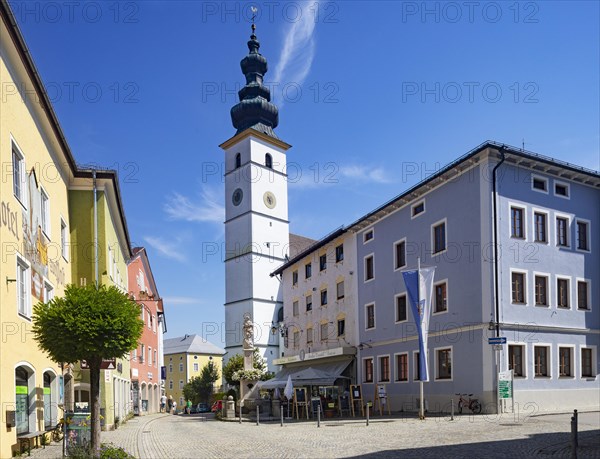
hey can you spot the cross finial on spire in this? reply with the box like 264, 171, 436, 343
251, 6, 257, 36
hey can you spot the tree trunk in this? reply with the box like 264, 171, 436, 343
90, 362, 101, 457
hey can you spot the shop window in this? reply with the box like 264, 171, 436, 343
15, 366, 31, 435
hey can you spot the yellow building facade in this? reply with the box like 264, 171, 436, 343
1, 4, 77, 456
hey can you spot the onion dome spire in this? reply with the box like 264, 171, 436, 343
230, 19, 279, 138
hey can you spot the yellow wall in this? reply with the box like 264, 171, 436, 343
1, 14, 72, 457
164, 353, 223, 407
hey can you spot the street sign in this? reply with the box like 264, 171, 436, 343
80, 358, 116, 370
488, 337, 507, 345
498, 370, 513, 399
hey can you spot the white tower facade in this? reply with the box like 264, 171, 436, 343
221, 26, 290, 371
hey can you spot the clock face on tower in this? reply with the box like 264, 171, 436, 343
232, 188, 243, 206
263, 191, 276, 209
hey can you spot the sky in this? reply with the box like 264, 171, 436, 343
10, 1, 599, 346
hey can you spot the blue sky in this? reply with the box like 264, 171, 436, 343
12, 1, 599, 345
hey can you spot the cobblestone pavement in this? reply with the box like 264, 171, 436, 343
29, 411, 599, 458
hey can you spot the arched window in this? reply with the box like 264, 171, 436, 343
44, 372, 53, 428
15, 366, 31, 434
235, 153, 241, 169
265, 153, 273, 169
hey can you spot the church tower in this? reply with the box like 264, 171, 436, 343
220, 23, 290, 370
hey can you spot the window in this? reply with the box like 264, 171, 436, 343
558, 347, 573, 377
411, 201, 425, 217
511, 272, 526, 304
179, 380, 184, 389
396, 295, 407, 322
364, 230, 374, 243
193, 363, 199, 372
577, 281, 589, 310
293, 331, 300, 348
556, 217, 569, 247
364, 358, 373, 383
557, 278, 570, 309
532, 176, 548, 192
320, 323, 329, 341
576, 221, 589, 251
581, 348, 593, 377
292, 270, 298, 286
379, 356, 390, 382
534, 212, 547, 243
508, 345, 525, 377
432, 221, 446, 254
414, 352, 421, 381
394, 240, 406, 270
336, 281, 344, 300
337, 319, 345, 337
60, 219, 69, 260
169, 364, 173, 373
12, 146, 26, 206
534, 275, 548, 307
366, 304, 375, 329
534, 346, 549, 377
148, 347, 152, 366
44, 282, 54, 303
179, 363, 183, 372
320, 289, 328, 306
17, 257, 30, 317
434, 282, 447, 313
15, 366, 30, 434
436, 348, 452, 380
554, 182, 569, 198
396, 354, 408, 381
306, 328, 313, 344
365, 255, 374, 281
169, 380, 173, 390
41, 189, 50, 237
306, 295, 313, 312
511, 207, 525, 238
305, 263, 312, 279
235, 153, 241, 168
319, 254, 327, 271
293, 301, 299, 316
265, 153, 273, 169
335, 244, 344, 262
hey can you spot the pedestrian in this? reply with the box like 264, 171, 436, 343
160, 394, 167, 413
167, 395, 173, 413
172, 400, 177, 414
186, 399, 192, 415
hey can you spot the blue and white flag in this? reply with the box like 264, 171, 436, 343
402, 266, 436, 381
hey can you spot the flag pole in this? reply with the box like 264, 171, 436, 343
418, 257, 425, 420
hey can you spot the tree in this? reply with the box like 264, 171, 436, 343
32, 284, 143, 457
222, 348, 272, 388
183, 361, 220, 404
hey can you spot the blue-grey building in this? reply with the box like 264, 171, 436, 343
351, 141, 599, 413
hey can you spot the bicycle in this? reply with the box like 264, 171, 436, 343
455, 393, 482, 414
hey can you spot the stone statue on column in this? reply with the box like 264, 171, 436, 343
242, 313, 254, 371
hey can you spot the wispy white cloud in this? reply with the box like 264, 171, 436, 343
163, 185, 224, 224
271, 2, 318, 106
143, 236, 186, 262
162, 296, 201, 305
339, 165, 391, 184
289, 163, 391, 190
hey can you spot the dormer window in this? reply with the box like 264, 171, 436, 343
235, 153, 241, 169
265, 153, 273, 169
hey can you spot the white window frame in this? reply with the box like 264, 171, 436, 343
393, 237, 407, 271
364, 253, 375, 282
306, 327, 313, 344
193, 363, 199, 372
365, 303, 376, 330
533, 271, 551, 308
60, 218, 69, 261
575, 218, 591, 252
394, 352, 409, 383
531, 174, 549, 194
434, 346, 453, 381
556, 275, 572, 310
179, 363, 183, 372
40, 187, 51, 239
532, 208, 549, 245
507, 342, 527, 379
557, 344, 575, 378
394, 293, 408, 323
411, 200, 426, 219
179, 380, 184, 389
362, 357, 374, 383
509, 203, 527, 240
576, 278, 592, 312
532, 343, 552, 379
377, 354, 391, 383
43, 280, 54, 303
16, 255, 32, 318
12, 140, 27, 209
555, 213, 571, 248
292, 300, 299, 316
363, 228, 374, 244
320, 323, 328, 342
432, 279, 449, 315
431, 218, 448, 256
580, 346, 597, 379
553, 180, 570, 199
336, 280, 345, 300
148, 346, 152, 366
510, 269, 528, 305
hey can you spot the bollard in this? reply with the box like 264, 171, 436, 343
570, 416, 577, 459
366, 403, 369, 426
256, 405, 260, 426
280, 406, 283, 427
317, 406, 321, 428
239, 404, 242, 424
451, 399, 454, 421
574, 409, 578, 448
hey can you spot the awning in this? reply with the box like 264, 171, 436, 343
259, 358, 352, 389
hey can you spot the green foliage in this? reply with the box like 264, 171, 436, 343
32, 284, 144, 363
65, 444, 135, 459
182, 361, 220, 404
222, 348, 270, 387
